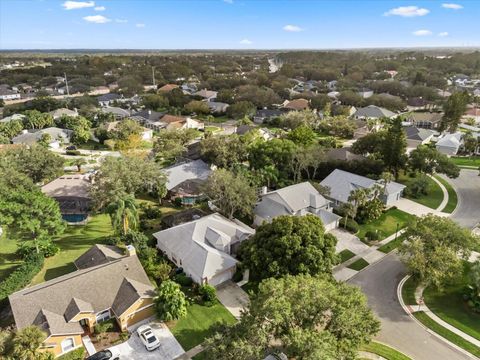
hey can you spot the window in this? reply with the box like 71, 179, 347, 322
61, 338, 75, 353
96, 309, 111, 323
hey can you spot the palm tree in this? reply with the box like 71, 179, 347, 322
106, 195, 139, 236
74, 158, 87, 172
340, 203, 356, 230
380, 171, 394, 194
12, 326, 47, 360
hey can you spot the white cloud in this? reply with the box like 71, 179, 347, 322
94, 6, 105, 11
283, 24, 303, 32
62, 1, 95, 10
115, 19, 128, 23
438, 31, 449, 37
83, 15, 111, 23
239, 39, 252, 45
223, 0, 233, 3
384, 6, 430, 17
136, 23, 146, 28
413, 29, 433, 36
442, 3, 463, 9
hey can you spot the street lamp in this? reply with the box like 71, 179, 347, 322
394, 222, 400, 241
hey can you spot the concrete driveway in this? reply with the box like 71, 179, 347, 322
109, 320, 184, 360
216, 281, 249, 319
330, 228, 369, 254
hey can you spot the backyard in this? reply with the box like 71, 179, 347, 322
397, 172, 444, 210
30, 213, 114, 285
357, 208, 414, 242
0, 231, 23, 282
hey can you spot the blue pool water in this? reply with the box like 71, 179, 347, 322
62, 214, 88, 223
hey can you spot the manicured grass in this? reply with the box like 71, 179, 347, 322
204, 126, 221, 133
397, 173, 443, 209
401, 276, 418, 305
423, 263, 480, 341
434, 175, 458, 213
169, 301, 236, 350
357, 209, 414, 241
378, 233, 407, 254
0, 231, 22, 282
450, 156, 480, 168
361, 341, 412, 360
347, 258, 369, 271
413, 311, 480, 358
339, 249, 356, 263
30, 214, 113, 285
76, 140, 109, 150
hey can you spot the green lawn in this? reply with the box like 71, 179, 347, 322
434, 175, 458, 213
169, 301, 236, 350
204, 126, 221, 133
0, 231, 22, 282
339, 249, 356, 263
361, 341, 412, 360
348, 258, 369, 271
30, 214, 113, 285
378, 233, 407, 254
413, 312, 480, 358
450, 156, 480, 168
76, 140, 109, 150
423, 263, 480, 341
401, 276, 418, 305
357, 209, 414, 241
397, 173, 444, 210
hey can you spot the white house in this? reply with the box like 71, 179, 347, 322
154, 213, 254, 286
436, 132, 463, 156
12, 128, 72, 149
320, 169, 406, 207
253, 182, 341, 231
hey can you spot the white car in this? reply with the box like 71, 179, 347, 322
136, 325, 161, 351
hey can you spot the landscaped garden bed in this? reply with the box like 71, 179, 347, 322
357, 208, 414, 243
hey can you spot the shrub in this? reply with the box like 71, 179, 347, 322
364, 230, 380, 241
173, 197, 183, 207
405, 175, 429, 198
155, 280, 188, 321
174, 273, 194, 287
0, 253, 44, 302
94, 321, 113, 335
199, 284, 217, 303
232, 268, 244, 282
140, 204, 162, 220
339, 218, 359, 233
17, 240, 60, 259
65, 150, 81, 156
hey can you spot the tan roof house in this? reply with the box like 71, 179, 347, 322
9, 245, 155, 357
283, 98, 309, 111
158, 84, 179, 93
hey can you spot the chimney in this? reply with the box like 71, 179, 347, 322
261, 186, 268, 195
126, 244, 136, 257
148, 110, 152, 115
22, 129, 28, 134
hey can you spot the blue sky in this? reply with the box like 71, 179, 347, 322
1, 0, 479, 49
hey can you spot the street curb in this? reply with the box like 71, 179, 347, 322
397, 275, 477, 359
434, 174, 460, 216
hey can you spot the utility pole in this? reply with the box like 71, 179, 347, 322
152, 66, 155, 86
64, 72, 70, 96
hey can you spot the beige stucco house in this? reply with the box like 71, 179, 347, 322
9, 245, 155, 357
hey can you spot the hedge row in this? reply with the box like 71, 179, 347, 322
0, 253, 44, 302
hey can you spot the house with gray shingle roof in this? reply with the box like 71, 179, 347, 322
353, 105, 396, 120
253, 182, 341, 231
320, 169, 405, 207
12, 127, 72, 149
436, 132, 463, 156
154, 213, 254, 286
404, 126, 435, 151
9, 245, 155, 357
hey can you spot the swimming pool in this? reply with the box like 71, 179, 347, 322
62, 214, 88, 223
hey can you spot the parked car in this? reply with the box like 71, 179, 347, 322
86, 349, 120, 360
137, 325, 161, 351
66, 145, 77, 150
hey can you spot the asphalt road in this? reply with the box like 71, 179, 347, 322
446, 169, 480, 229
349, 253, 473, 360
348, 170, 480, 360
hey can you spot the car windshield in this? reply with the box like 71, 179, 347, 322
147, 336, 157, 343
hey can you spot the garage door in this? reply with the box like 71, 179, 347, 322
126, 305, 155, 328
209, 269, 233, 287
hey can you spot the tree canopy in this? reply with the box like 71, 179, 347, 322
239, 215, 338, 281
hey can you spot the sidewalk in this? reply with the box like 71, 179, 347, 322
430, 175, 449, 212
401, 277, 480, 349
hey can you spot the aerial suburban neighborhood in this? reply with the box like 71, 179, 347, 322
1, 1, 480, 360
